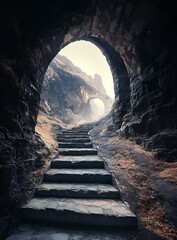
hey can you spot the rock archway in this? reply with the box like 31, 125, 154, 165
88, 96, 113, 116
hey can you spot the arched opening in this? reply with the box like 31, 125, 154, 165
62, 37, 131, 129
89, 98, 105, 122
38, 39, 120, 127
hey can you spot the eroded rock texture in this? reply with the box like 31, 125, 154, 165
0, 0, 177, 208
40, 55, 112, 124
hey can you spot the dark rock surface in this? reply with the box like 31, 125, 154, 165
35, 183, 120, 199
40, 55, 112, 124
0, 129, 49, 209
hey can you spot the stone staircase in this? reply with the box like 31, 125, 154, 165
22, 125, 137, 228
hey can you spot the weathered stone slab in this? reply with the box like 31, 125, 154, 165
8, 223, 135, 240
59, 148, 97, 156
36, 183, 120, 199
44, 169, 112, 183
58, 131, 88, 137
52, 156, 104, 168
61, 131, 89, 134
54, 155, 102, 161
57, 138, 90, 143
58, 142, 92, 148
22, 198, 137, 227
58, 135, 90, 139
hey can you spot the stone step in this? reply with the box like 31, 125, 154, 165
59, 148, 97, 156
60, 131, 89, 134
22, 198, 137, 227
58, 134, 90, 139
35, 183, 120, 199
67, 129, 90, 133
70, 127, 92, 131
61, 131, 89, 135
59, 133, 89, 136
44, 169, 112, 183
58, 142, 92, 148
51, 156, 104, 169
57, 138, 90, 143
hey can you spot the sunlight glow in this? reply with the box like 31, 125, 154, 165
59, 40, 115, 99
90, 98, 105, 120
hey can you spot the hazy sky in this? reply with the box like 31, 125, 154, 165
59, 40, 115, 99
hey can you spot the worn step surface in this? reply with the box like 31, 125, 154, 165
59, 148, 97, 156
44, 169, 112, 183
58, 135, 90, 138
58, 134, 89, 139
58, 142, 92, 148
58, 131, 88, 137
22, 198, 137, 227
57, 138, 90, 143
36, 183, 120, 199
7, 224, 137, 240
52, 156, 104, 169
61, 131, 90, 134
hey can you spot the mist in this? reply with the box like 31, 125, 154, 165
89, 98, 105, 121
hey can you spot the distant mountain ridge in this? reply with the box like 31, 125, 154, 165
55, 54, 107, 95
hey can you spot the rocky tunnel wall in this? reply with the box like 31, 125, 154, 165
0, 0, 177, 207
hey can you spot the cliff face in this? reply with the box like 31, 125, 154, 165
40, 55, 112, 124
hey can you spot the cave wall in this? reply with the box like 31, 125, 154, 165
0, 0, 92, 207
0, 0, 177, 207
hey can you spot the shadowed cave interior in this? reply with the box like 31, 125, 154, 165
0, 0, 177, 239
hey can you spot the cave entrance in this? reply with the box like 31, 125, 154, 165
38, 35, 130, 130
39, 39, 116, 126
